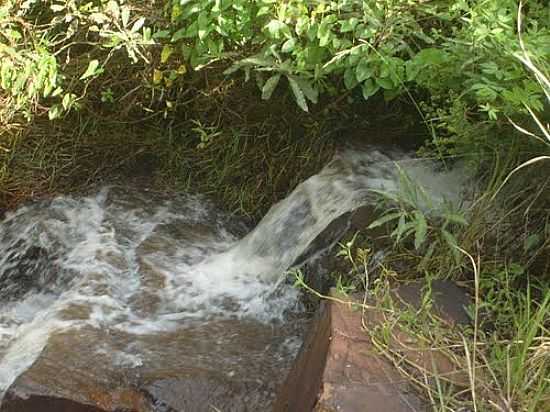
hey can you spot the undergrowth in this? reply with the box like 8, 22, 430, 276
300, 139, 549, 410
0, 1, 548, 409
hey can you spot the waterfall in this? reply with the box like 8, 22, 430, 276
0, 148, 468, 404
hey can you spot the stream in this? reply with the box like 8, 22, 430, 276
0, 148, 467, 411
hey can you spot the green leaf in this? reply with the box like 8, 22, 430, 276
290, 76, 318, 103
1, 62, 13, 90
12, 71, 27, 93
383, 88, 401, 101
282, 38, 296, 53
344, 67, 358, 90
266, 20, 287, 38
362, 79, 380, 99
393, 216, 415, 244
413, 48, 449, 66
171, 28, 187, 42
131, 17, 145, 33
340, 17, 359, 33
356, 59, 374, 82
317, 19, 332, 47
80, 60, 101, 80
405, 60, 421, 82
295, 17, 308, 36
441, 229, 461, 263
257, 6, 270, 17
197, 12, 209, 39
443, 213, 468, 226
62, 93, 77, 111
48, 104, 63, 120
51, 87, 63, 97
287, 75, 308, 112
161, 45, 174, 64
368, 211, 404, 229
223, 63, 242, 76
143, 27, 152, 42
153, 30, 171, 39
413, 211, 428, 250
261, 74, 281, 100
376, 77, 394, 90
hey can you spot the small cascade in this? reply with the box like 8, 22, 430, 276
0, 148, 469, 409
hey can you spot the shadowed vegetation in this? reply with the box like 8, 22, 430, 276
0, 0, 548, 410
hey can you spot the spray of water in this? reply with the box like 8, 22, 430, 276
0, 148, 469, 401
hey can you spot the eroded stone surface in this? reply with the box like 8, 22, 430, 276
0, 318, 304, 412
315, 292, 427, 412
393, 280, 471, 326
273, 303, 331, 412
276, 280, 471, 412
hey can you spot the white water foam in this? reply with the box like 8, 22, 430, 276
0, 148, 470, 400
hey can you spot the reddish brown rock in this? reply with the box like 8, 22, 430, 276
1, 318, 300, 412
273, 303, 331, 412
315, 294, 427, 412
275, 280, 471, 412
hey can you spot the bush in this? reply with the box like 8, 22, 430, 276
1, 1, 547, 141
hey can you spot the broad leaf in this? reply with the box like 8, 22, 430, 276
161, 45, 174, 64
80, 60, 100, 80
121, 7, 130, 27
131, 17, 145, 33
368, 212, 404, 229
443, 213, 468, 226
288, 76, 308, 112
356, 59, 374, 82
282, 38, 296, 53
413, 211, 428, 250
261, 74, 281, 100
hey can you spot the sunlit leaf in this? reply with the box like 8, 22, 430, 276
261, 74, 281, 100
80, 60, 100, 80
153, 69, 163, 84
131, 17, 145, 33
161, 45, 174, 64
288, 75, 308, 112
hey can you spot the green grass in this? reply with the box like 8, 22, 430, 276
156, 122, 335, 219
0, 84, 342, 218
307, 235, 550, 411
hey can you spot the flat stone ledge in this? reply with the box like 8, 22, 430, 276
275, 280, 471, 412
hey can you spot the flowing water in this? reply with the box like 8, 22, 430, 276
0, 148, 469, 410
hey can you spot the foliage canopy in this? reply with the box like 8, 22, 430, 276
1, 0, 548, 144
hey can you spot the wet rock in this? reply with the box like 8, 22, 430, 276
275, 280, 472, 412
349, 205, 376, 231
273, 302, 331, 412
143, 375, 270, 412
1, 318, 303, 412
293, 205, 377, 295
0, 327, 150, 412
0, 394, 108, 412
393, 280, 471, 326
293, 212, 352, 268
315, 290, 427, 412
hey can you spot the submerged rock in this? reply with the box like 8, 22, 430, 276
0, 245, 58, 302
0, 187, 305, 412
1, 319, 304, 412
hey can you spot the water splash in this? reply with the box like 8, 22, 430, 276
0, 148, 469, 402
